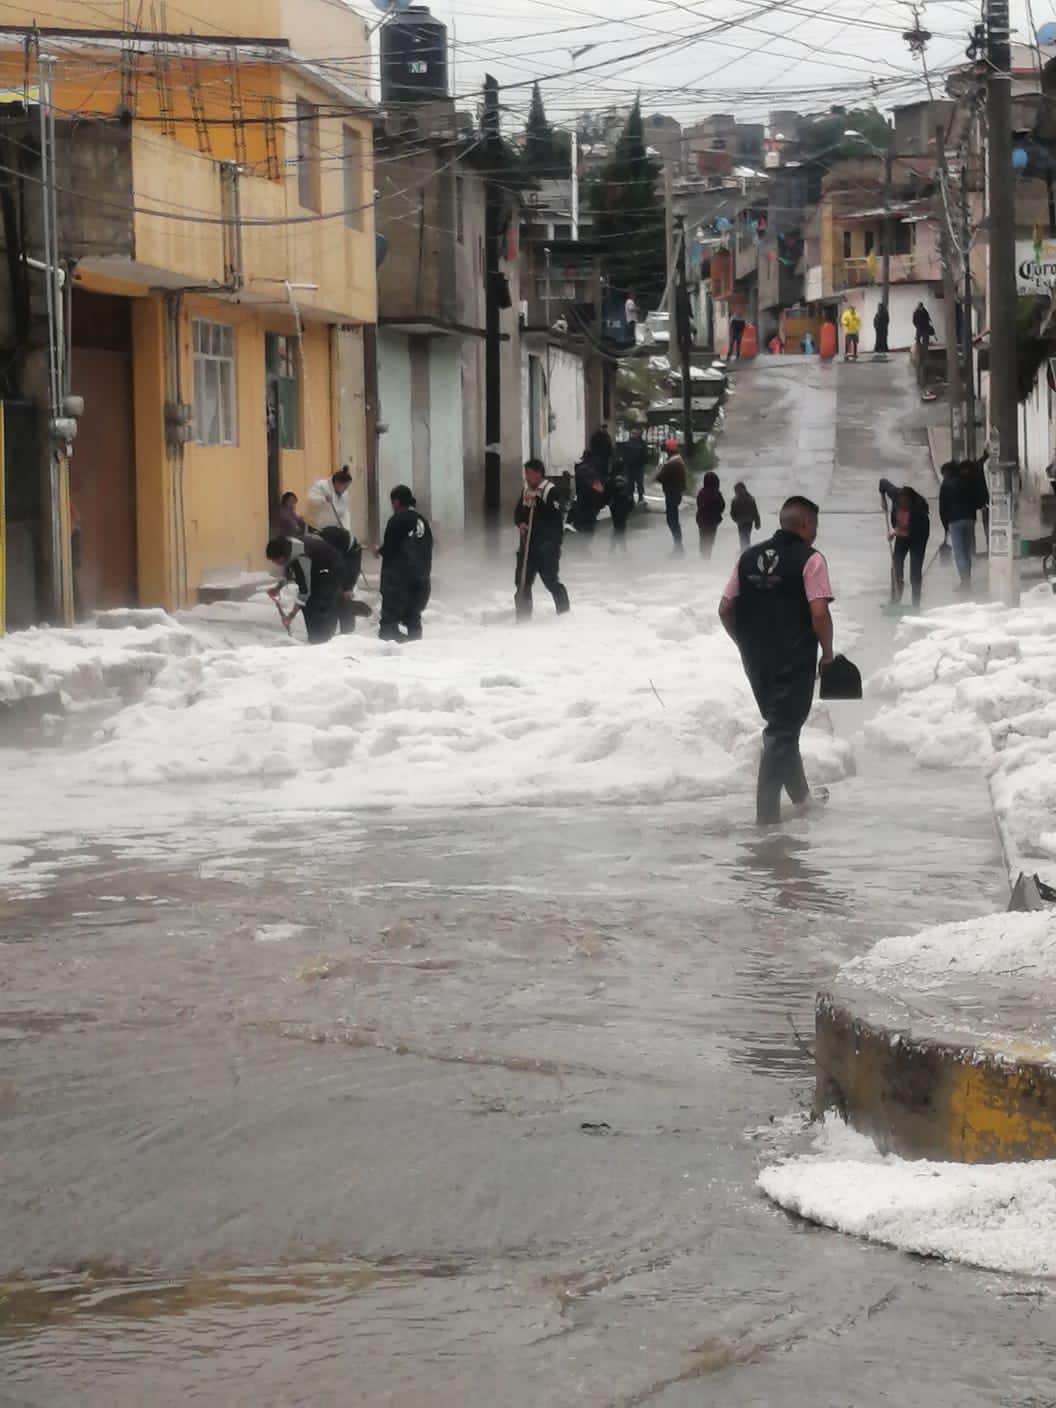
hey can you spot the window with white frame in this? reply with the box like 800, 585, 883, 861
193, 320, 237, 446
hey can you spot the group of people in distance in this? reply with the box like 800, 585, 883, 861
261, 432, 767, 644
265, 466, 433, 645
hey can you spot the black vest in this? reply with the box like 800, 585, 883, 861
734, 529, 819, 681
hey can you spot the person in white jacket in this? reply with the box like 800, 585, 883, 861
305, 465, 354, 535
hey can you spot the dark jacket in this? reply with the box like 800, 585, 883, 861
734, 528, 821, 689
283, 533, 345, 605
964, 456, 990, 512
939, 472, 977, 528
380, 507, 433, 589
589, 429, 614, 481
874, 306, 890, 333
515, 478, 565, 548
619, 436, 649, 478
913, 304, 935, 340
879, 479, 930, 545
729, 488, 761, 530
656, 455, 688, 497
695, 476, 725, 527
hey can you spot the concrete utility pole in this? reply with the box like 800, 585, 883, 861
935, 123, 965, 458
961, 164, 978, 459
879, 142, 894, 354
986, 0, 1021, 605
674, 214, 694, 452
482, 75, 502, 532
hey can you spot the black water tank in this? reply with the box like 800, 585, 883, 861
380, 6, 449, 104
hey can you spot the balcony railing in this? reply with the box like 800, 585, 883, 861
832, 254, 922, 290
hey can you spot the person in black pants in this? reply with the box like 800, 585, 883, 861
516, 459, 570, 618
729, 481, 761, 549
718, 496, 836, 826
377, 485, 433, 641
873, 301, 890, 355
695, 471, 725, 558
620, 425, 649, 504
266, 532, 346, 644
656, 440, 688, 551
729, 314, 746, 359
879, 478, 930, 608
607, 465, 635, 549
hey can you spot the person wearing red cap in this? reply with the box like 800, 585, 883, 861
655, 439, 688, 551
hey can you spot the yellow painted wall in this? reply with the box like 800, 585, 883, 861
0, 0, 368, 76
131, 296, 177, 607
144, 296, 338, 596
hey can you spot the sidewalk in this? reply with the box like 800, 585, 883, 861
809, 587, 1056, 1165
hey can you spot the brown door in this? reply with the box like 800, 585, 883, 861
69, 292, 137, 613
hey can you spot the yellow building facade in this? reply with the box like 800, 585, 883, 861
0, 0, 377, 615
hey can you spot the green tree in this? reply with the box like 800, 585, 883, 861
523, 82, 568, 178
590, 99, 666, 305
798, 106, 892, 160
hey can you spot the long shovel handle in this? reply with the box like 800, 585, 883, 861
519, 500, 536, 595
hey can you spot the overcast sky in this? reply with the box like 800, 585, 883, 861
359, 0, 1049, 128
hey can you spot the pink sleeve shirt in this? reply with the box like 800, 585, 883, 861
720, 551, 834, 604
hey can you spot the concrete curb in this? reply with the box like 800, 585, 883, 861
816, 985, 1056, 1163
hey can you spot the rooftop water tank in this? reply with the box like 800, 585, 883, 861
380, 6, 449, 104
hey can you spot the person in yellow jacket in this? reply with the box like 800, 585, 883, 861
840, 305, 861, 361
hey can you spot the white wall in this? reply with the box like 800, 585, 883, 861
377, 329, 413, 523
843, 284, 946, 351
521, 343, 585, 475
1020, 373, 1053, 536
428, 339, 465, 537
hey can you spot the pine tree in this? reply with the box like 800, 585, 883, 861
590, 99, 666, 306
524, 82, 557, 176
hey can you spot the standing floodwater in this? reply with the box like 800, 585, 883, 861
3, 362, 1053, 1407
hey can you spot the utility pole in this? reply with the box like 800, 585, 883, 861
986, 0, 1020, 605
961, 164, 977, 460
482, 74, 502, 533
935, 123, 964, 458
878, 141, 893, 359
674, 214, 694, 452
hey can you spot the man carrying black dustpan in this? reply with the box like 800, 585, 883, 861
719, 495, 861, 826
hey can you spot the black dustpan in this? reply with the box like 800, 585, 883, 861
819, 654, 863, 701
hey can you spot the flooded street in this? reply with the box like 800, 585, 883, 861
5, 361, 1055, 1406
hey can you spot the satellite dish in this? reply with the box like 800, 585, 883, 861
370, 0, 413, 11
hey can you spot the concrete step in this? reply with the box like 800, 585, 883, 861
816, 975, 1056, 1164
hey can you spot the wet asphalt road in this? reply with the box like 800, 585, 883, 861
3, 359, 1054, 1407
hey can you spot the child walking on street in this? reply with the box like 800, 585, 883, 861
730, 481, 761, 549
695, 472, 725, 558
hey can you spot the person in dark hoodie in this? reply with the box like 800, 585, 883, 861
620, 424, 649, 504
880, 478, 930, 608
589, 426, 614, 483
939, 459, 977, 591
376, 485, 433, 641
607, 461, 636, 548
569, 449, 607, 534
729, 481, 761, 549
695, 471, 725, 558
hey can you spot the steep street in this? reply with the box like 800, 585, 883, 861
4, 360, 1054, 1407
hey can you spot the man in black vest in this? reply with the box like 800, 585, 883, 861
516, 459, 570, 619
718, 496, 835, 826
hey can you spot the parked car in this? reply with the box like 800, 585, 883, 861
636, 311, 670, 346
